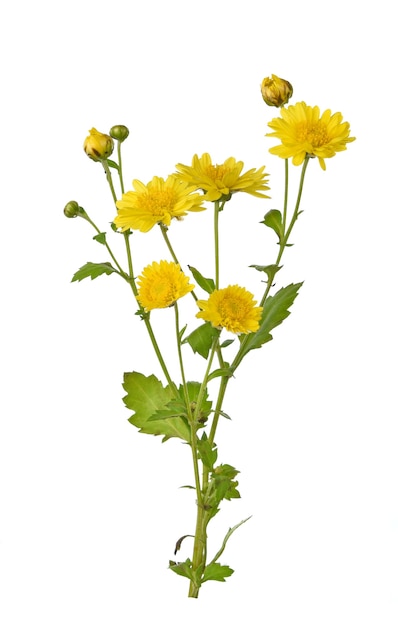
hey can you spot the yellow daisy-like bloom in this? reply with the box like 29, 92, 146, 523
137, 260, 195, 311
196, 285, 262, 334
114, 175, 205, 233
175, 153, 270, 202
266, 101, 355, 170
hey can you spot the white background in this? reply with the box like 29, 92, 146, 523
1, 1, 397, 624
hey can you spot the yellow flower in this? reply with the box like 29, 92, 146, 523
114, 175, 205, 233
261, 74, 293, 108
196, 285, 262, 334
175, 153, 270, 202
83, 128, 114, 162
266, 101, 355, 170
137, 260, 195, 311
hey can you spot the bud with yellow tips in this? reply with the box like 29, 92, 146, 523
261, 74, 293, 108
83, 128, 114, 162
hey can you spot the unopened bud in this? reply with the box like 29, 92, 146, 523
109, 125, 129, 142
83, 127, 114, 162
261, 74, 293, 107
63, 201, 86, 218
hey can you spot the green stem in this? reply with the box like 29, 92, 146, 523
188, 336, 219, 598
282, 158, 289, 229
132, 293, 177, 394
174, 303, 202, 507
80, 212, 126, 277
101, 160, 176, 393
160, 224, 198, 302
214, 200, 220, 289
174, 303, 192, 416
208, 374, 229, 446
101, 160, 118, 204
232, 156, 310, 373
272, 156, 309, 285
160, 224, 179, 265
116, 142, 125, 194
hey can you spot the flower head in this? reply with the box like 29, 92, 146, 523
196, 285, 262, 334
114, 175, 205, 233
266, 101, 355, 170
137, 260, 195, 311
261, 74, 293, 108
83, 128, 114, 162
175, 153, 270, 202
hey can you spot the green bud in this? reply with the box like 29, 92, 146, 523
64, 201, 80, 218
109, 125, 129, 142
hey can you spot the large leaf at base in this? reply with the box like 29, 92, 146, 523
122, 372, 190, 442
237, 282, 303, 363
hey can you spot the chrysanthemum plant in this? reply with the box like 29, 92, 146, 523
64, 76, 355, 598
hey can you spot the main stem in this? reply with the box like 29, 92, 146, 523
188, 338, 219, 598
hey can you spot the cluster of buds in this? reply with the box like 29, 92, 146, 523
261, 74, 293, 108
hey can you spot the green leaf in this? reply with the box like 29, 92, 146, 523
185, 382, 212, 423
93, 232, 107, 245
217, 410, 232, 420
212, 464, 240, 502
123, 372, 190, 442
202, 562, 234, 583
71, 261, 118, 282
106, 158, 120, 171
197, 433, 218, 470
249, 263, 282, 284
207, 367, 234, 382
188, 265, 215, 294
183, 323, 219, 359
149, 399, 186, 420
238, 282, 303, 361
261, 209, 284, 241
169, 559, 195, 582
220, 339, 234, 348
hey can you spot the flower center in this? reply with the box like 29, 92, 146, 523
141, 189, 176, 216
296, 121, 329, 147
220, 296, 245, 323
204, 164, 230, 182
151, 278, 176, 305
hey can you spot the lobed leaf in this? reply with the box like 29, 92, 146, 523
202, 563, 234, 583
123, 372, 190, 442
71, 261, 118, 282
169, 559, 195, 582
